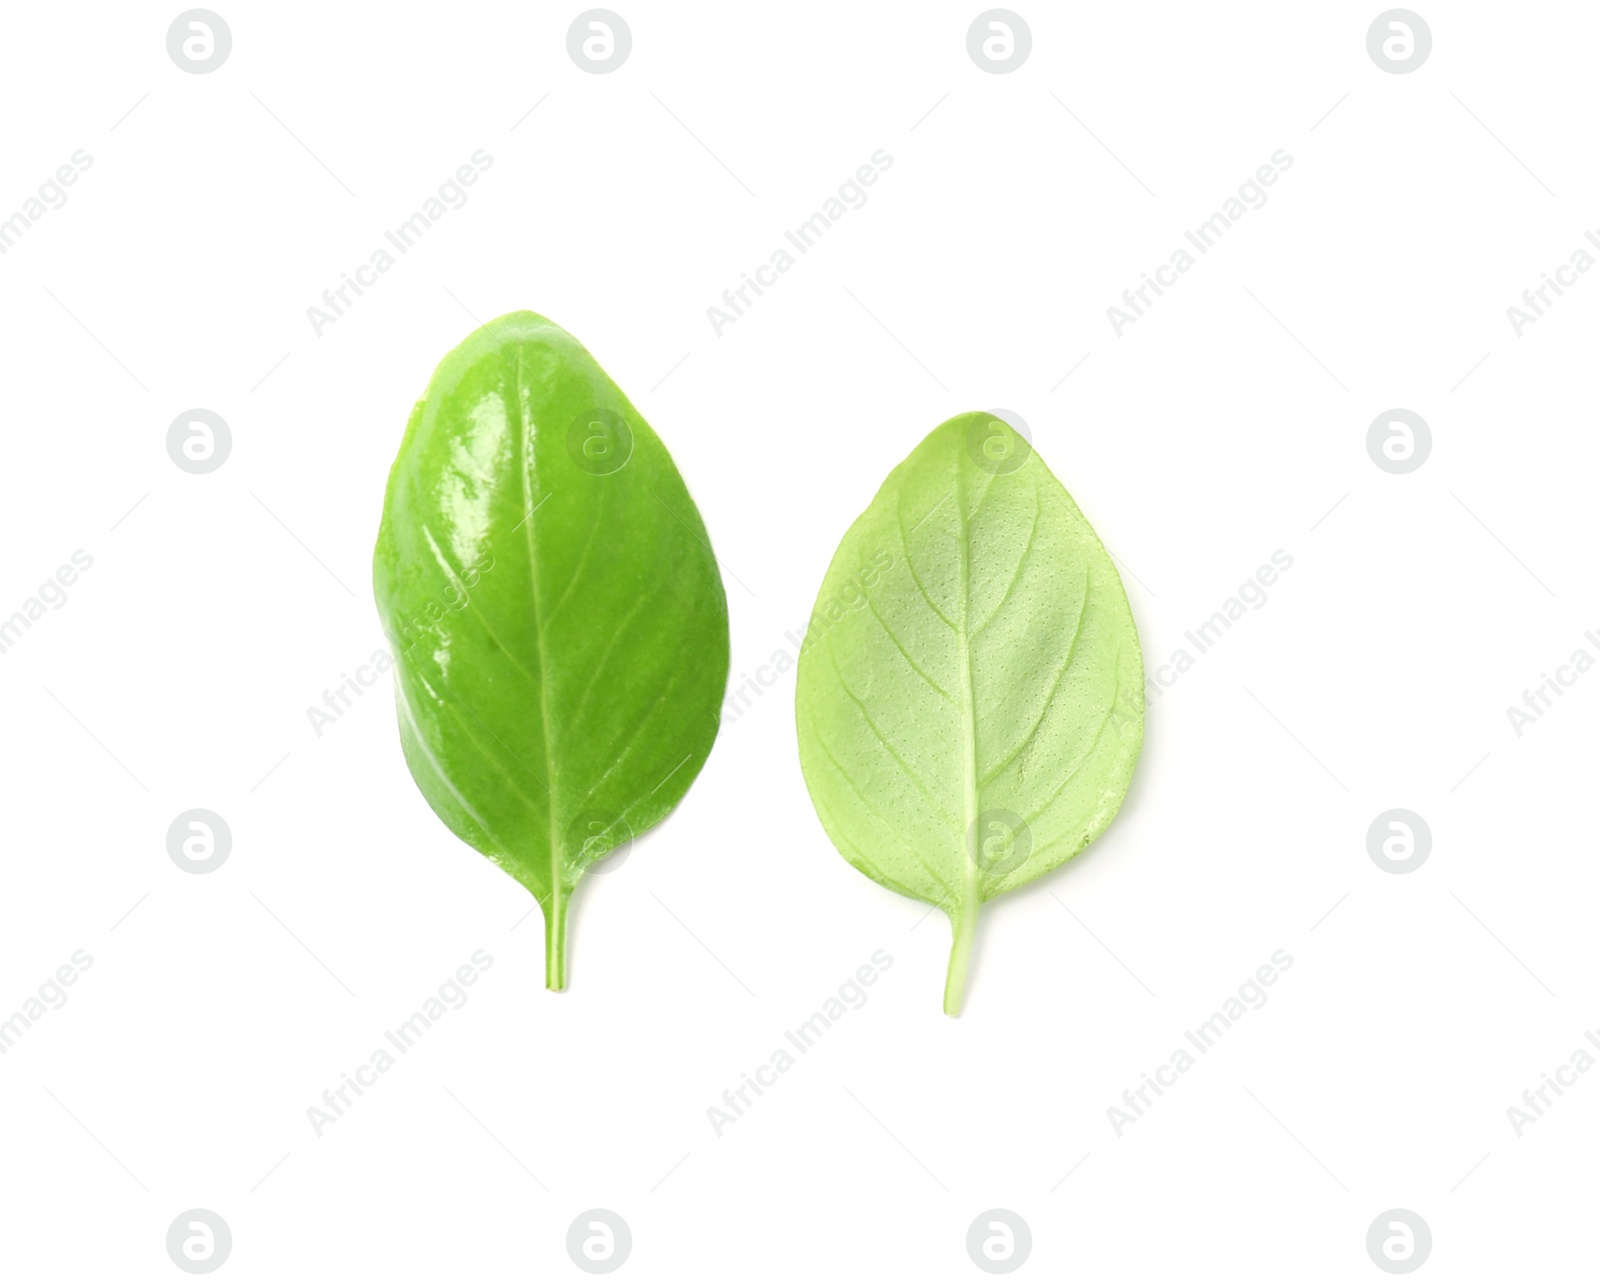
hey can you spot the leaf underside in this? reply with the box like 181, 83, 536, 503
794, 413, 1143, 1014
374, 311, 730, 988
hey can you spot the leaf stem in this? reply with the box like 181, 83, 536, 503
943, 900, 977, 1016
544, 892, 570, 991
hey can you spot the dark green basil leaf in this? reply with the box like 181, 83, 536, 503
374, 312, 729, 989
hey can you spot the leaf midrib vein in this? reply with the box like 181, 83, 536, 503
510, 358, 564, 905
953, 464, 980, 914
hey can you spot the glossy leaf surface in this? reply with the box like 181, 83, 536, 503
374, 312, 729, 988
794, 413, 1143, 1014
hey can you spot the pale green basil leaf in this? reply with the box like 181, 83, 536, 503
374, 312, 729, 989
794, 412, 1143, 1014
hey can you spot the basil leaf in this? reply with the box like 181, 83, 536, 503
374, 312, 729, 989
794, 413, 1143, 1014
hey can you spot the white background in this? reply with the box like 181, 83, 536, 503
1, 1, 1594, 1279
